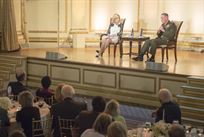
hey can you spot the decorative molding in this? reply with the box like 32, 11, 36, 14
119, 73, 156, 94
50, 64, 81, 83
27, 0, 68, 34
83, 69, 117, 88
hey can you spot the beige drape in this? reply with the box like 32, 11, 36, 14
1, 0, 20, 52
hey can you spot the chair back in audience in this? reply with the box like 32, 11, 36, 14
58, 117, 79, 137
35, 96, 54, 106
8, 94, 18, 101
32, 118, 53, 137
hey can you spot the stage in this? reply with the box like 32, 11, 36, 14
16, 47, 204, 77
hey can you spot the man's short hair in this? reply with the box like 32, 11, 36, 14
161, 13, 169, 17
61, 84, 75, 99
159, 88, 172, 103
16, 68, 26, 81
92, 96, 106, 112
41, 76, 51, 89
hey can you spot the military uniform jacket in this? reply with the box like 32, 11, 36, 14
157, 21, 177, 41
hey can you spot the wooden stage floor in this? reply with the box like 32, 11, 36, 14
14, 47, 204, 77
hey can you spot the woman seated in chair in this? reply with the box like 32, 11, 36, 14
96, 14, 122, 58
36, 76, 54, 99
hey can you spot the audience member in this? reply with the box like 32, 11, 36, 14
7, 68, 27, 96
54, 83, 65, 103
168, 124, 186, 137
16, 91, 41, 137
105, 99, 126, 126
36, 76, 54, 103
75, 96, 106, 136
107, 121, 127, 137
0, 97, 11, 137
0, 97, 11, 126
81, 113, 113, 137
50, 84, 87, 137
153, 88, 181, 124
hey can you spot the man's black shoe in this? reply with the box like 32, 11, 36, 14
146, 58, 155, 62
132, 56, 143, 61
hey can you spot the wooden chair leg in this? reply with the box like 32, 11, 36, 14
108, 45, 110, 56
174, 47, 177, 62
166, 48, 169, 62
114, 44, 117, 58
161, 48, 165, 62
120, 42, 123, 58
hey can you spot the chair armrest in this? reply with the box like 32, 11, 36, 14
100, 33, 108, 40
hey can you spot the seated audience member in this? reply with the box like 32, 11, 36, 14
105, 99, 126, 127
16, 91, 41, 137
50, 84, 87, 137
36, 76, 54, 101
107, 121, 127, 137
9, 130, 26, 137
96, 14, 122, 57
153, 88, 181, 124
81, 113, 113, 137
54, 83, 65, 103
168, 124, 186, 137
7, 68, 27, 96
0, 97, 11, 137
75, 96, 106, 136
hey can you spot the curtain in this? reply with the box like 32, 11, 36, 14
1, 0, 20, 52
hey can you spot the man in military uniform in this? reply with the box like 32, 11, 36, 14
133, 13, 176, 62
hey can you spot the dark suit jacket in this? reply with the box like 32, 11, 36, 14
7, 81, 27, 95
155, 101, 181, 124
16, 106, 41, 137
75, 111, 100, 136
50, 97, 87, 137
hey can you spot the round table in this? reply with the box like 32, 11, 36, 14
8, 101, 50, 123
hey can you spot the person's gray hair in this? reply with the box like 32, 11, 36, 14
61, 84, 75, 99
19, 91, 33, 107
168, 124, 186, 137
159, 88, 172, 103
15, 68, 26, 81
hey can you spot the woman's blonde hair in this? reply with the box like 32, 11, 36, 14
108, 121, 127, 137
93, 113, 112, 135
0, 97, 11, 110
105, 99, 120, 117
19, 91, 33, 107
54, 83, 65, 102
112, 14, 121, 24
